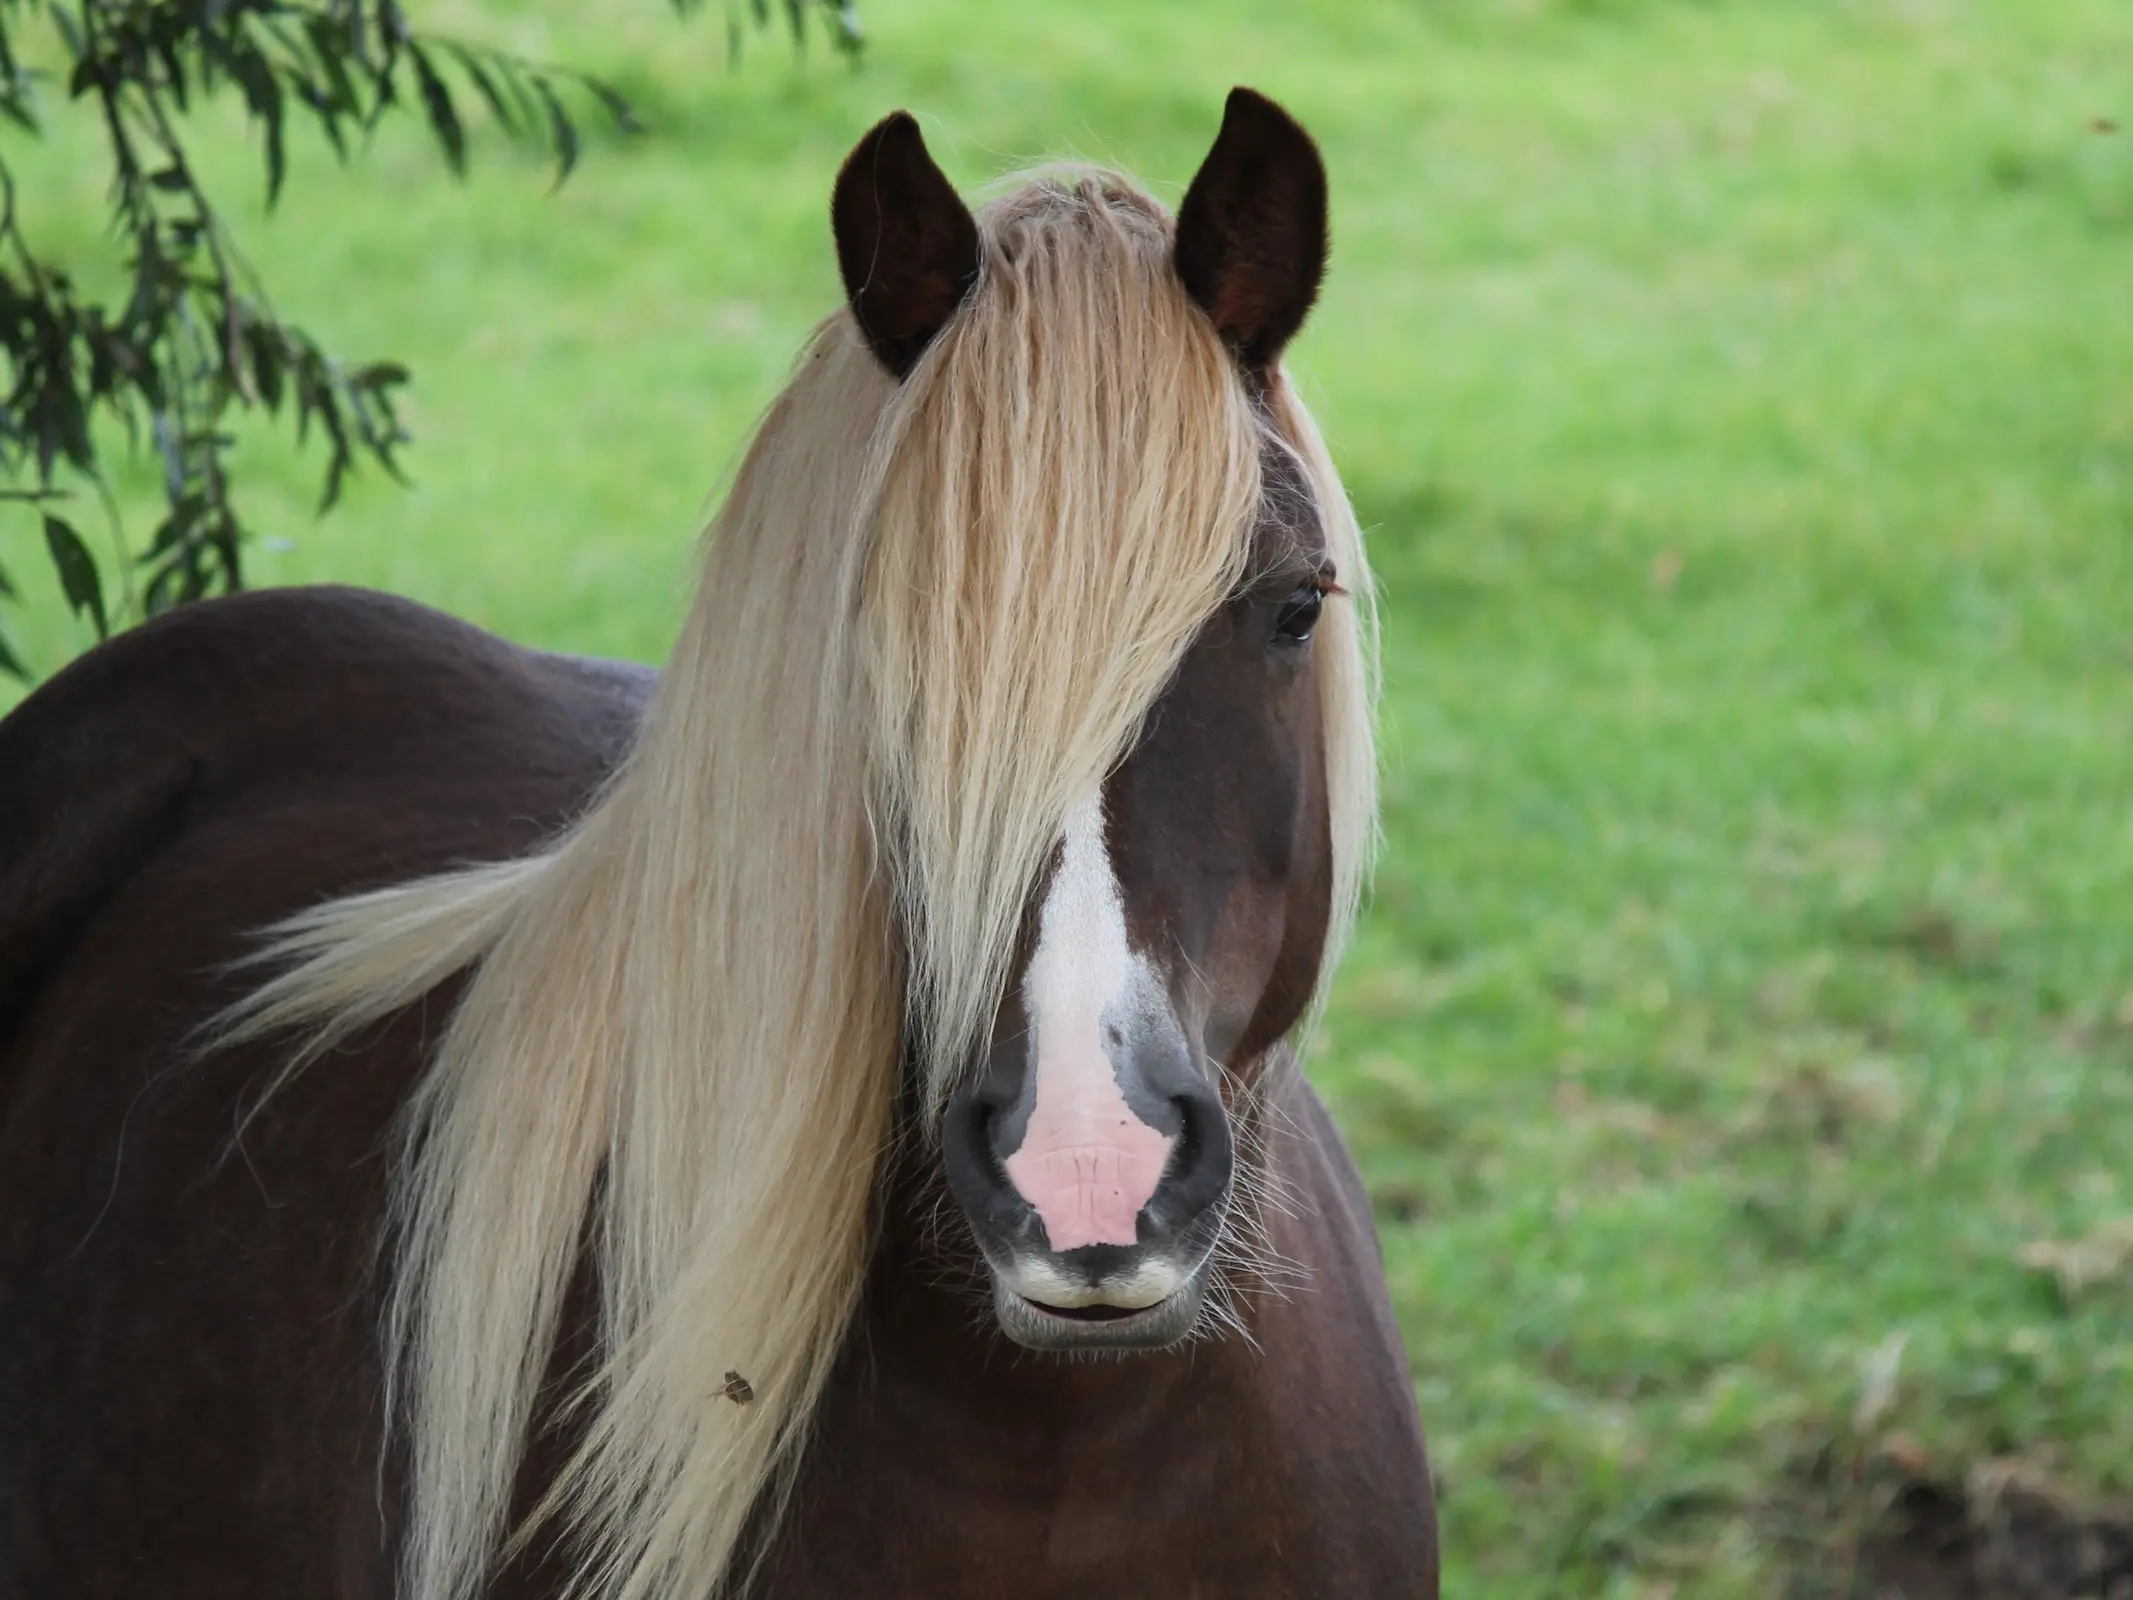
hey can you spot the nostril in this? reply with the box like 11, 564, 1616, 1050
1172, 1094, 1204, 1171
941, 1089, 1024, 1227
947, 1080, 1010, 1149
1159, 1080, 1233, 1221
976, 1103, 1017, 1186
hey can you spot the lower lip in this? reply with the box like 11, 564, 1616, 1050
994, 1276, 1202, 1351
1021, 1297, 1152, 1324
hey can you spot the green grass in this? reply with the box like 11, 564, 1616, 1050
6, 1, 2133, 1592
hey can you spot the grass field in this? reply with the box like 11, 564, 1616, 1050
6, 1, 2133, 1592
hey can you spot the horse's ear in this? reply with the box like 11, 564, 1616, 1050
1174, 88, 1329, 374
831, 112, 982, 380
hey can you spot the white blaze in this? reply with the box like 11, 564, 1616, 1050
1001, 794, 1176, 1252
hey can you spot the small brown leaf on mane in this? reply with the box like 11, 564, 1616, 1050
717, 1371, 754, 1405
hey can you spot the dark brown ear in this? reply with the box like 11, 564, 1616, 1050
1174, 88, 1329, 373
831, 112, 982, 380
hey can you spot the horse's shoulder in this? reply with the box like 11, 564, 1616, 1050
0, 584, 652, 1038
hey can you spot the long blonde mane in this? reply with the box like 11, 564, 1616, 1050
223, 171, 1375, 1600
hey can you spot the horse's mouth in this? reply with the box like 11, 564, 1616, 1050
1032, 1299, 1143, 1322
994, 1273, 1207, 1351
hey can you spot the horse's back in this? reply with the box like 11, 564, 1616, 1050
0, 586, 649, 1597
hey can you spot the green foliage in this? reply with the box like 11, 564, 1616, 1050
0, 0, 856, 678
4, 0, 2130, 1592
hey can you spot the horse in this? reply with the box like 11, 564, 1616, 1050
0, 89, 1436, 1597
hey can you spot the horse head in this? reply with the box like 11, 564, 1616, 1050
832, 91, 1354, 1352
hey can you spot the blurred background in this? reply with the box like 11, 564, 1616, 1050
4, 1, 2131, 1593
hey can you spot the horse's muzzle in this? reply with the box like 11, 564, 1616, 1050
941, 1060, 1233, 1352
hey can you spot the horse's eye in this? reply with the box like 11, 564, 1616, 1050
1271, 584, 1324, 646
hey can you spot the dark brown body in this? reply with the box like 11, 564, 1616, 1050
0, 588, 1435, 1597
